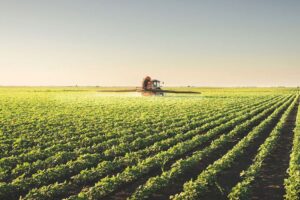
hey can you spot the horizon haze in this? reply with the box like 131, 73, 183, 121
1, 0, 299, 87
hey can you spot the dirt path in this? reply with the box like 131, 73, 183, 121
251, 98, 299, 200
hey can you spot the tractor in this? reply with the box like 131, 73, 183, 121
141, 76, 164, 96
97, 76, 201, 96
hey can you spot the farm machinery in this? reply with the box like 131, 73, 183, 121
99, 76, 201, 96
140, 76, 164, 96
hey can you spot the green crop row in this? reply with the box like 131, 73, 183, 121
61, 96, 289, 200
1, 95, 265, 181
21, 95, 283, 200
228, 95, 298, 199
19, 96, 275, 200
128, 95, 291, 200
284, 98, 300, 200
0, 95, 274, 199
171, 96, 295, 200
0, 89, 295, 200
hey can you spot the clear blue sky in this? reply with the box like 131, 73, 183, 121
0, 0, 299, 86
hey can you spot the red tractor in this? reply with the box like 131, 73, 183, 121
142, 76, 164, 96
97, 76, 200, 96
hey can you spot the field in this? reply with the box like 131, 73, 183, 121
0, 87, 299, 200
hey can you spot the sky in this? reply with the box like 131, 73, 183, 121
0, 0, 299, 87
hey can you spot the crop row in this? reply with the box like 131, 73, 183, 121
1, 96, 222, 157
1, 95, 268, 178
61, 96, 291, 200
284, 97, 300, 200
0, 99, 231, 180
228, 95, 298, 199
128, 95, 291, 200
4, 95, 279, 200
0, 95, 274, 185
170, 96, 295, 200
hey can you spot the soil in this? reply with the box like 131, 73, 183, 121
105, 101, 282, 200
250, 98, 299, 200
193, 100, 295, 200
105, 122, 240, 200
148, 109, 273, 200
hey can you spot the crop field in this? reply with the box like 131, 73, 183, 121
0, 87, 299, 200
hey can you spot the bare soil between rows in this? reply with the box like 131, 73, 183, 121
105, 100, 283, 200
192, 99, 294, 200
251, 98, 299, 200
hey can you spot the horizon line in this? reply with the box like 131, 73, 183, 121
0, 85, 299, 88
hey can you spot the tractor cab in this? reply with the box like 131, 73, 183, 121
151, 79, 161, 90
